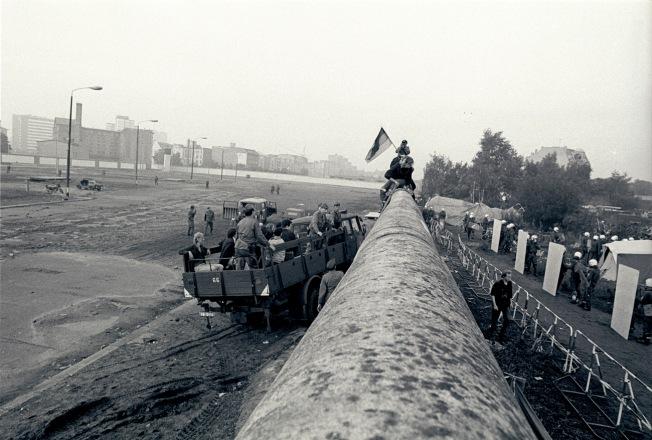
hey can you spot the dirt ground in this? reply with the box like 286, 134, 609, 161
0, 166, 379, 439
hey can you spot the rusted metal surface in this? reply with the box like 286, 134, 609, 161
237, 190, 536, 440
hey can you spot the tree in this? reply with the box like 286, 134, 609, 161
592, 171, 639, 209
170, 152, 182, 166
153, 149, 165, 165
514, 154, 581, 228
421, 154, 471, 200
0, 131, 10, 153
469, 130, 523, 206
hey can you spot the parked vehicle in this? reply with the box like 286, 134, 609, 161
180, 213, 366, 330
222, 197, 277, 223
77, 179, 103, 191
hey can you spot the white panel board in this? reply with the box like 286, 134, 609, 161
610, 265, 640, 340
543, 243, 566, 296
514, 230, 529, 274
491, 221, 502, 253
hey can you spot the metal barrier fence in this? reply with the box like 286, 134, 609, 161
437, 232, 651, 434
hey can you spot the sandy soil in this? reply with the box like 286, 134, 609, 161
0, 167, 378, 439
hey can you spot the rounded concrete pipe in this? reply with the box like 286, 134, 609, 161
237, 190, 535, 440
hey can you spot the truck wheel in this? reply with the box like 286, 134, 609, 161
302, 276, 321, 323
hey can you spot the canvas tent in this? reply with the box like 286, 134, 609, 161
425, 195, 503, 226
598, 240, 652, 283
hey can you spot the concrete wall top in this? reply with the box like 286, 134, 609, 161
236, 191, 535, 440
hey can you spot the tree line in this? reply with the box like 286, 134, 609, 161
421, 129, 646, 229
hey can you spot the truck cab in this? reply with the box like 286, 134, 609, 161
223, 197, 277, 223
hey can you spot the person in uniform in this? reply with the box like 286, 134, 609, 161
481, 214, 490, 238
187, 205, 197, 236
332, 202, 343, 229
204, 207, 215, 235
589, 235, 600, 261
487, 271, 514, 343
235, 206, 273, 270
581, 259, 600, 311
553, 227, 564, 244
580, 232, 590, 264
570, 252, 586, 304
317, 259, 344, 312
525, 234, 540, 276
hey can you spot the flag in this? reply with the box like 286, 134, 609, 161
365, 127, 395, 163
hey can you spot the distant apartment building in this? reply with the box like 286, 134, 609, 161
167, 141, 204, 166
526, 146, 591, 169
326, 154, 359, 179
12, 114, 54, 153
212, 145, 260, 169
37, 104, 152, 163
259, 153, 309, 175
308, 160, 330, 178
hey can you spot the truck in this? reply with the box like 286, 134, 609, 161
77, 178, 103, 191
180, 213, 367, 330
222, 197, 277, 223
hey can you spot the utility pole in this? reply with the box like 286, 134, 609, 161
220, 149, 224, 180
190, 139, 195, 180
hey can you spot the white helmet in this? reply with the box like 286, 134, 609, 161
554, 227, 559, 232
628, 237, 634, 241
599, 234, 605, 239
589, 259, 598, 267
584, 232, 590, 237
507, 223, 514, 228
593, 235, 598, 240
501, 220, 507, 224
574, 251, 582, 259
646, 278, 652, 288
484, 214, 489, 218
532, 234, 538, 240
621, 238, 628, 241
611, 235, 618, 241
469, 213, 475, 218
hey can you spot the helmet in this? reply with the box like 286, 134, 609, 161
584, 232, 590, 237
628, 237, 634, 241
469, 213, 475, 218
554, 227, 559, 232
621, 238, 628, 241
589, 259, 598, 267
574, 251, 582, 259
646, 278, 652, 288
507, 223, 514, 228
599, 234, 605, 239
501, 220, 507, 224
593, 235, 598, 240
532, 235, 538, 240
611, 235, 618, 241
485, 214, 489, 217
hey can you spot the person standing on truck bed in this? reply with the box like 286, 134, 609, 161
219, 228, 237, 269
187, 205, 197, 236
317, 259, 344, 313
204, 207, 215, 235
309, 203, 332, 250
280, 219, 297, 260
235, 206, 274, 270
268, 228, 286, 264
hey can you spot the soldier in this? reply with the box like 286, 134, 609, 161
525, 234, 540, 276
309, 203, 331, 237
498, 220, 508, 250
276, 184, 280, 195
332, 202, 343, 229
481, 214, 490, 238
487, 271, 514, 344
502, 223, 515, 253
598, 234, 606, 256
204, 207, 215, 235
580, 232, 590, 264
154, 175, 159, 186
589, 235, 600, 261
462, 212, 470, 231
317, 259, 344, 312
271, 184, 275, 194
235, 206, 274, 270
466, 213, 476, 239
205, 180, 209, 189
570, 252, 586, 304
553, 227, 565, 244
581, 259, 600, 311
187, 205, 197, 236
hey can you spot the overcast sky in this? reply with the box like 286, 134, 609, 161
2, 0, 651, 180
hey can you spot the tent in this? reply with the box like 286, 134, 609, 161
425, 195, 503, 226
598, 240, 652, 283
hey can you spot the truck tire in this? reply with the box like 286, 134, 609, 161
302, 276, 321, 323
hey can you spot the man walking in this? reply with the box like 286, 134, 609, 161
570, 252, 586, 304
154, 175, 159, 186
487, 271, 514, 343
317, 259, 344, 312
187, 205, 197, 236
204, 206, 215, 235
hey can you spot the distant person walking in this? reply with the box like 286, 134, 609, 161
154, 175, 159, 186
205, 180, 210, 189
204, 207, 215, 235
487, 271, 513, 343
317, 259, 344, 312
187, 205, 197, 236
271, 185, 275, 194
276, 184, 280, 195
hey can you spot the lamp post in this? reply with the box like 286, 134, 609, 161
66, 85, 102, 198
135, 119, 158, 182
190, 136, 206, 180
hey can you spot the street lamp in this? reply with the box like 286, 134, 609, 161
190, 136, 206, 180
135, 119, 158, 182
66, 85, 102, 198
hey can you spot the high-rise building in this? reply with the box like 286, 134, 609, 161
115, 115, 135, 131
11, 114, 54, 152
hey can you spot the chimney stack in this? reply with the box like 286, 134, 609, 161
75, 103, 83, 126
